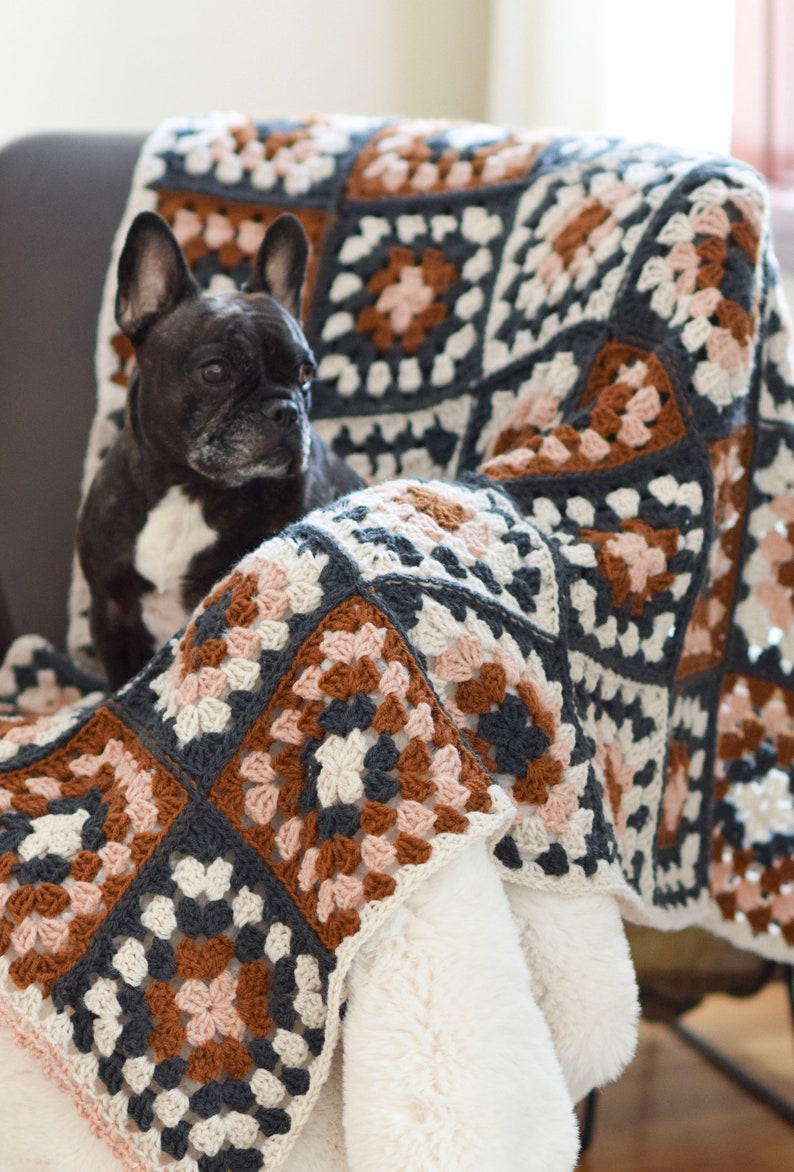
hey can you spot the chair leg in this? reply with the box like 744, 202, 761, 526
578, 976, 794, 1156
577, 1088, 599, 1154
671, 1009, 794, 1127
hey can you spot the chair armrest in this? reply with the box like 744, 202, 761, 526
0, 132, 145, 651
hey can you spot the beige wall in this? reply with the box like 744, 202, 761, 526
1, 0, 738, 152
0, 0, 491, 148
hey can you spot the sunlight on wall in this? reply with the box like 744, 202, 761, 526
489, 0, 736, 154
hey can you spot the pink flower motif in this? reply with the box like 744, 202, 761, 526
429, 745, 468, 809
734, 878, 762, 913
71, 739, 124, 778
10, 919, 38, 953
495, 383, 566, 441
331, 875, 364, 910
445, 160, 473, 187
616, 359, 649, 389
710, 858, 734, 892
25, 776, 62, 799
122, 771, 158, 834
660, 758, 689, 842
690, 287, 723, 319
256, 564, 290, 620
682, 597, 726, 658
244, 779, 279, 826
361, 835, 397, 870
225, 627, 262, 660
375, 265, 436, 334
174, 673, 201, 707
617, 385, 662, 448
236, 219, 266, 256
396, 801, 436, 837
729, 191, 763, 237
292, 665, 325, 701
239, 751, 276, 784
435, 633, 485, 683
171, 208, 202, 247
270, 709, 304, 745
378, 660, 410, 698
6, 723, 47, 746
537, 435, 570, 464
403, 702, 434, 741
707, 328, 749, 375
537, 251, 564, 287
772, 492, 794, 523
668, 240, 700, 294
204, 213, 234, 251
362, 153, 410, 192
274, 817, 302, 861
539, 782, 580, 834
176, 973, 244, 1045
602, 530, 668, 596
771, 887, 794, 926
756, 579, 793, 630
596, 734, 636, 840
298, 847, 319, 894
761, 698, 791, 736
320, 623, 385, 665
196, 667, 227, 699
70, 881, 105, 916
36, 918, 71, 954
98, 842, 132, 876
317, 875, 364, 921
239, 140, 265, 170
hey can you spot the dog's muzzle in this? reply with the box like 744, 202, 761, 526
261, 398, 300, 429
259, 396, 310, 473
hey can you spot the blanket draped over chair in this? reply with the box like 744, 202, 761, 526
1, 114, 793, 1170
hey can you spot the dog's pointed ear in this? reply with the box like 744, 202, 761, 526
115, 212, 199, 343
247, 213, 309, 320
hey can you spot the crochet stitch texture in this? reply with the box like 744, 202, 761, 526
1, 114, 793, 1170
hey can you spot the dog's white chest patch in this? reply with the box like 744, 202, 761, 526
134, 486, 217, 646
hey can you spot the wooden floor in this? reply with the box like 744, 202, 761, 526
576, 980, 794, 1171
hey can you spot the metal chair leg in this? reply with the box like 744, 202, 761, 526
577, 1087, 599, 1153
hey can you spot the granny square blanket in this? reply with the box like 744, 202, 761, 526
1, 114, 793, 1170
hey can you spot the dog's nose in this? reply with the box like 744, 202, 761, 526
261, 398, 300, 427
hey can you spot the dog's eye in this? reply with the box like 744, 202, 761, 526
299, 362, 315, 387
201, 360, 231, 385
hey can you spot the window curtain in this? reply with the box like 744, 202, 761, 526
732, 0, 794, 182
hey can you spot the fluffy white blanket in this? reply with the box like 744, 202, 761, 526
0, 843, 637, 1169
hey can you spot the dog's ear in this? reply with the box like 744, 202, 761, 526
247, 213, 309, 320
115, 212, 199, 343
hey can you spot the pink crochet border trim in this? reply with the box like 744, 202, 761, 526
0, 996, 148, 1172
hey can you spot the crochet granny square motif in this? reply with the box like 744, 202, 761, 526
1, 114, 793, 1169
2, 549, 512, 1169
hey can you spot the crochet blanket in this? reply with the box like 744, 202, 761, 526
2, 114, 794, 1169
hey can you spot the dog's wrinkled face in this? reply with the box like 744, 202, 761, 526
132, 291, 315, 486
116, 211, 316, 488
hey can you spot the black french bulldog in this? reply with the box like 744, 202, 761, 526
77, 211, 362, 688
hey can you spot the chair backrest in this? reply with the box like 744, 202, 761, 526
0, 132, 145, 656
